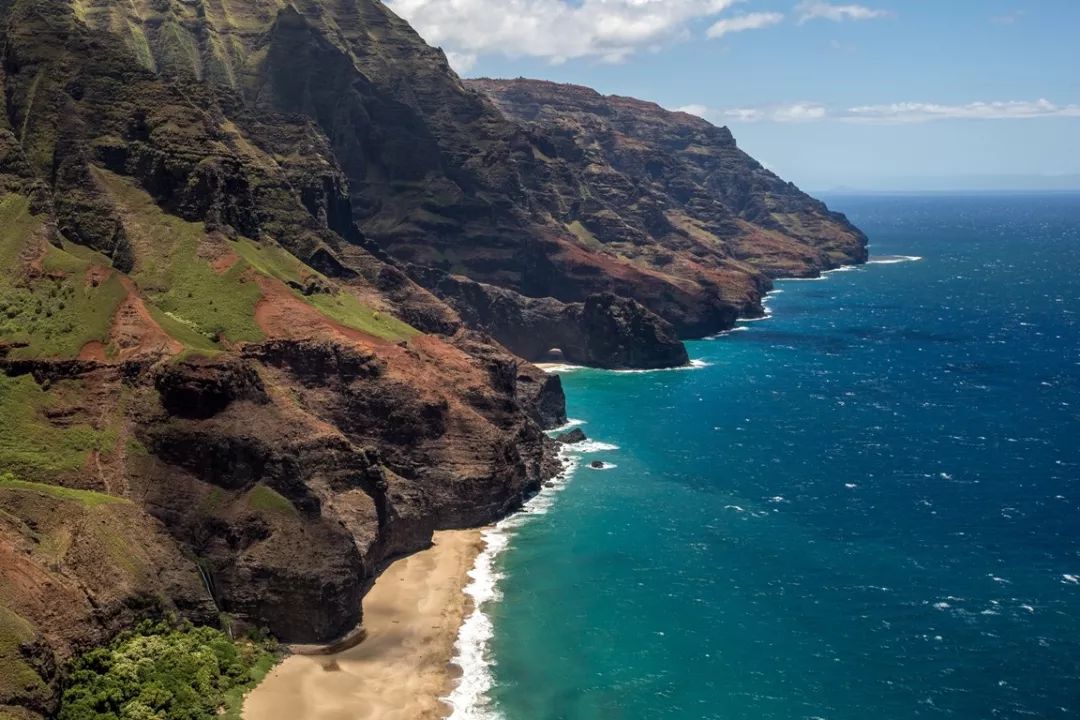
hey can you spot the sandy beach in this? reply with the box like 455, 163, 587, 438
243, 529, 484, 720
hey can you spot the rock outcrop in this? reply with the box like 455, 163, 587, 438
556, 428, 588, 445
413, 268, 688, 369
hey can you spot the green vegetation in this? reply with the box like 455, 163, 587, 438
97, 171, 264, 346
308, 291, 418, 342
18, 70, 54, 174
52, 240, 115, 269
57, 621, 278, 720
0, 194, 128, 358
231, 237, 306, 286
0, 606, 50, 709
99, 171, 416, 346
0, 270, 127, 358
41, 244, 91, 275
0, 473, 126, 508
2, 174, 420, 361
245, 485, 296, 517
566, 220, 602, 250
0, 195, 39, 267
138, 231, 263, 345
144, 304, 220, 357
157, 18, 202, 80
0, 374, 118, 479
236, 236, 419, 341
125, 21, 156, 72
220, 651, 277, 720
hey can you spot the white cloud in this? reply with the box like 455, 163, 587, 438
796, 2, 891, 23
386, 0, 742, 70
844, 99, 1080, 123
721, 107, 766, 122
672, 99, 1080, 125
675, 104, 711, 118
445, 51, 479, 74
676, 103, 828, 123
772, 103, 828, 121
707, 12, 784, 39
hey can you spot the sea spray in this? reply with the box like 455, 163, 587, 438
731, 287, 788, 325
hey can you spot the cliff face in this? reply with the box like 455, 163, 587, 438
0, 0, 867, 716
0, 1, 563, 716
465, 78, 870, 333
412, 268, 689, 370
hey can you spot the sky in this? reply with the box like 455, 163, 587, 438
385, 0, 1080, 191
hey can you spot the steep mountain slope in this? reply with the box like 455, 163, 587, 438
0, 1, 563, 716
470, 79, 867, 271
466, 78, 870, 332
0, 0, 868, 717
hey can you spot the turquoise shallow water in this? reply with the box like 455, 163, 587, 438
466, 195, 1080, 720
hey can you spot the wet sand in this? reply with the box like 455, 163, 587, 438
243, 529, 483, 720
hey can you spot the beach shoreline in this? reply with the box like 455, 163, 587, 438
242, 529, 484, 720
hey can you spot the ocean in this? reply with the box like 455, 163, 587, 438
447, 194, 1080, 720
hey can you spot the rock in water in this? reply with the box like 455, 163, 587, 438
556, 428, 588, 444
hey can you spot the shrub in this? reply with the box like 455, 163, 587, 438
58, 621, 277, 720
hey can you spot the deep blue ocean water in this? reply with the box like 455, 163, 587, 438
451, 194, 1080, 720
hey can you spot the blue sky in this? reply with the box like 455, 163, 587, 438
387, 1, 1080, 191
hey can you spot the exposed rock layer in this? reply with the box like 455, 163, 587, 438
413, 268, 689, 370
465, 78, 870, 334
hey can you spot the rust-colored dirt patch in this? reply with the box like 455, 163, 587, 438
253, 277, 387, 348
108, 277, 185, 359
78, 341, 107, 362
211, 250, 241, 274
85, 264, 111, 288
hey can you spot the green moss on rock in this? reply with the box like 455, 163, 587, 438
245, 485, 295, 517
0, 473, 127, 508
0, 376, 119, 479
0, 607, 49, 712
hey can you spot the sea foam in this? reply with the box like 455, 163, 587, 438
550, 418, 587, 433
867, 255, 923, 265
536, 363, 587, 375
706, 326, 749, 339
541, 360, 712, 376
611, 358, 712, 374
572, 440, 620, 453
444, 436, 612, 718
